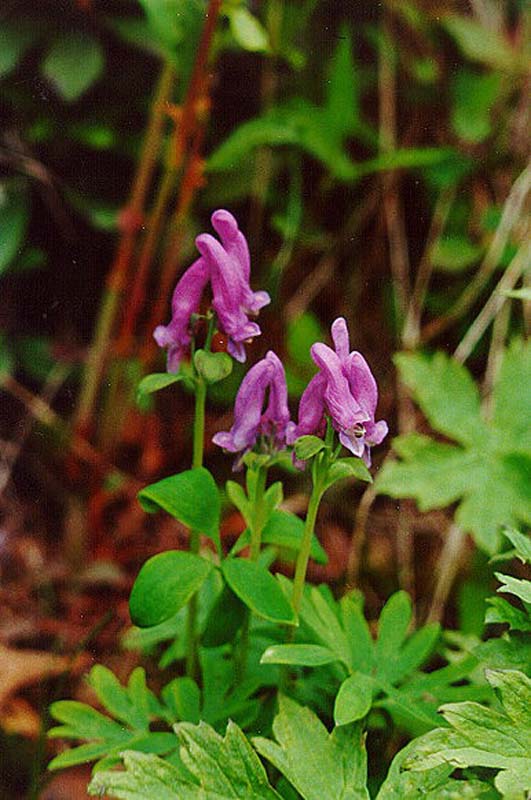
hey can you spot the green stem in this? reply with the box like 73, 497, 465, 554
236, 464, 268, 681
185, 320, 213, 680
192, 377, 207, 477
291, 473, 324, 615
249, 465, 268, 560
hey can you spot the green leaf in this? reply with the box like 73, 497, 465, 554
49, 666, 179, 772
90, 719, 282, 799
263, 482, 283, 516
493, 339, 531, 453
0, 20, 39, 79
473, 636, 531, 674
137, 373, 184, 397
287, 312, 324, 368
430, 234, 482, 272
334, 672, 374, 725
226, 479, 251, 524
42, 33, 104, 101
222, 559, 296, 625
260, 644, 340, 667
228, 7, 270, 52
129, 551, 213, 627
495, 572, 531, 605
325, 28, 360, 138
377, 435, 474, 510
404, 669, 531, 799
375, 591, 414, 683
451, 70, 502, 144
377, 345, 531, 553
325, 457, 373, 488
136, 0, 204, 76
202, 583, 246, 647
0, 336, 14, 380
485, 597, 531, 632
49, 701, 131, 743
502, 527, 531, 563
231, 510, 327, 565
207, 103, 359, 181
138, 467, 220, 546
253, 695, 370, 800
161, 677, 201, 725
87, 666, 150, 731
340, 594, 374, 673
294, 435, 325, 461
443, 15, 525, 72
194, 349, 233, 384
376, 738, 494, 799
288, 582, 468, 736
394, 351, 484, 447
0, 179, 29, 275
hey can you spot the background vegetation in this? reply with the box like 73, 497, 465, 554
0, 0, 529, 797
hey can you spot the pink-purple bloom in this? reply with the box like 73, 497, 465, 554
154, 210, 270, 372
288, 317, 388, 465
212, 351, 290, 457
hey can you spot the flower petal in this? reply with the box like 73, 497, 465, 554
153, 257, 209, 372
331, 317, 350, 361
287, 372, 326, 443
311, 343, 365, 430
345, 351, 379, 416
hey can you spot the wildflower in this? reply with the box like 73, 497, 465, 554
289, 317, 388, 465
153, 257, 209, 373
213, 351, 290, 457
154, 210, 270, 371
196, 210, 270, 362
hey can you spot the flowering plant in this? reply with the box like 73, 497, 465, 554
154, 209, 270, 372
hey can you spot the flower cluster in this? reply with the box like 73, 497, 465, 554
287, 318, 388, 465
154, 210, 270, 372
213, 315, 387, 467
212, 351, 290, 457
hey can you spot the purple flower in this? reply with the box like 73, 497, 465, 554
213, 351, 290, 457
196, 210, 270, 363
153, 257, 209, 373
154, 210, 270, 371
289, 317, 388, 465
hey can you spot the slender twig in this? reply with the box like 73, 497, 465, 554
422, 161, 531, 343
0, 364, 69, 497
378, 9, 416, 605
117, 126, 182, 353
454, 242, 529, 364
1, 375, 131, 481
142, 0, 222, 365
402, 186, 456, 350
482, 299, 511, 420
379, 13, 410, 324
74, 62, 175, 435
426, 523, 466, 623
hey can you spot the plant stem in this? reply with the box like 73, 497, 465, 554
249, 465, 268, 560
185, 317, 214, 680
191, 378, 207, 479
236, 464, 268, 680
291, 475, 324, 615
